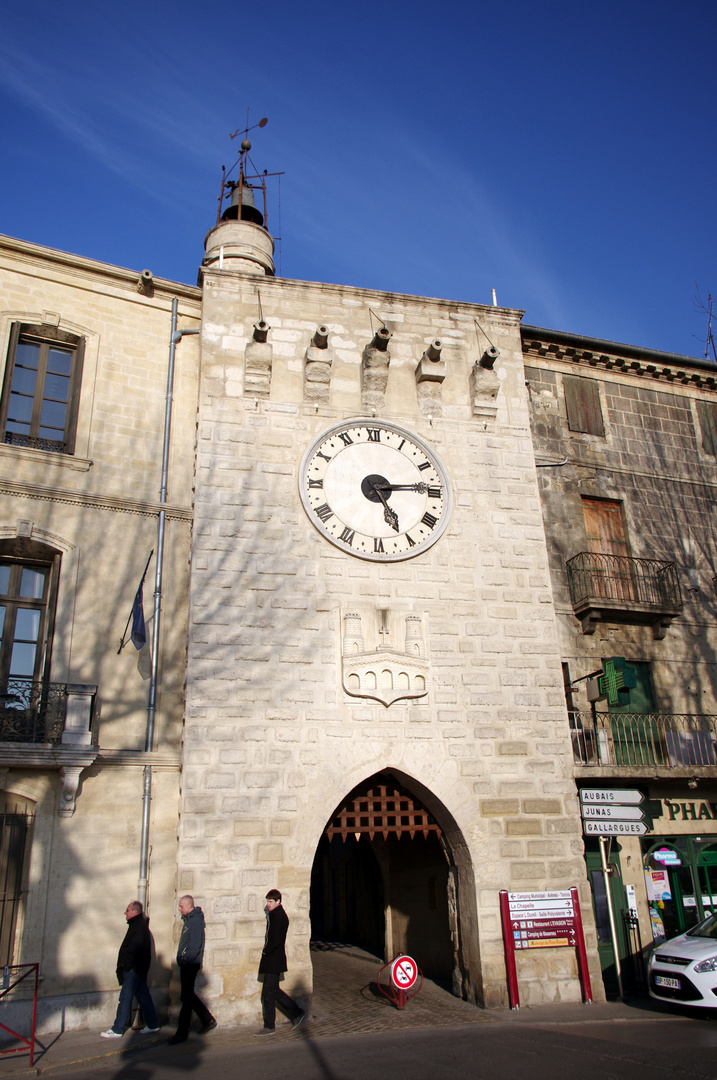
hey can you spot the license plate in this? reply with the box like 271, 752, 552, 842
655, 975, 680, 989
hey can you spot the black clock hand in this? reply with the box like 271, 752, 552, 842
374, 482, 432, 494
370, 482, 399, 532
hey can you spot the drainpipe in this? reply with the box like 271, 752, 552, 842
138, 297, 199, 910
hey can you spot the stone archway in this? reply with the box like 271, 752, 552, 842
310, 769, 482, 1003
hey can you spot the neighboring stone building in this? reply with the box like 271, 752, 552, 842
0, 234, 200, 1029
523, 325, 717, 996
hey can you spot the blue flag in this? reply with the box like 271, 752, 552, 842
131, 585, 147, 650
118, 551, 153, 654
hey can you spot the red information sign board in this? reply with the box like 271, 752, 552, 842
499, 888, 592, 1009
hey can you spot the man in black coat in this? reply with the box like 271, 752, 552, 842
255, 889, 304, 1036
100, 901, 160, 1038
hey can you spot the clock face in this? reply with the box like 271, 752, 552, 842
299, 419, 452, 561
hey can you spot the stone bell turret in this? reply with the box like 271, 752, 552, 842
202, 118, 278, 277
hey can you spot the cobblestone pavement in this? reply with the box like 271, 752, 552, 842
305, 942, 495, 1038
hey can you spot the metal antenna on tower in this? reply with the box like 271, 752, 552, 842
692, 287, 717, 364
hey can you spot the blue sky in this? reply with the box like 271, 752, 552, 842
1, 0, 715, 358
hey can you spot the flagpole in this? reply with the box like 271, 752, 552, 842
117, 551, 153, 654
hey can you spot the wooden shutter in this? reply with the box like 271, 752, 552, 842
696, 400, 717, 457
563, 375, 604, 436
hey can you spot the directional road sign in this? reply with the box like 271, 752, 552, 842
583, 820, 648, 836
580, 789, 644, 805
580, 787, 648, 836
582, 805, 645, 820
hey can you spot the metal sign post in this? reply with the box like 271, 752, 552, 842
377, 954, 423, 1010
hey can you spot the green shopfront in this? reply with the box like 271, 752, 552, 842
579, 782, 717, 996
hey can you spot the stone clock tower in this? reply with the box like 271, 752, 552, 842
177, 185, 599, 1020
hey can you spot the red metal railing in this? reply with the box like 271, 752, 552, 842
0, 964, 39, 1066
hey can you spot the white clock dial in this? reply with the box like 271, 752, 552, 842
299, 420, 452, 561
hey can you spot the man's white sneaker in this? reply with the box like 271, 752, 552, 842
141, 1026, 161, 1033
100, 1029, 122, 1038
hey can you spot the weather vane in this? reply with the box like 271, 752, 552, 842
216, 112, 283, 230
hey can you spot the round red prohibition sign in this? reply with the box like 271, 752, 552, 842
391, 955, 418, 990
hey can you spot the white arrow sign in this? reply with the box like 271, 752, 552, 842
581, 805, 645, 820
509, 900, 574, 911
580, 788, 643, 805
508, 891, 573, 902
584, 820, 648, 836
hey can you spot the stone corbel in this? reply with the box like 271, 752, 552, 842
244, 321, 273, 398
469, 348, 501, 424
58, 766, 84, 818
415, 339, 446, 417
303, 325, 334, 406
361, 327, 392, 413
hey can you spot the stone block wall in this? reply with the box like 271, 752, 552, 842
179, 271, 599, 1019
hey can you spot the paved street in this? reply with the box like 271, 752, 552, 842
2, 945, 717, 1079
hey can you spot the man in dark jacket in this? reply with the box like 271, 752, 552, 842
254, 889, 304, 1035
168, 895, 216, 1044
100, 901, 160, 1038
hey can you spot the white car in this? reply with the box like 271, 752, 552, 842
649, 915, 717, 1007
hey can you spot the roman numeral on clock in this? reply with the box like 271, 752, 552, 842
337, 431, 353, 446
308, 478, 323, 488
339, 527, 355, 546
367, 429, 381, 442
315, 503, 333, 523
417, 461, 430, 471
373, 537, 385, 553
421, 512, 438, 529
427, 486, 441, 499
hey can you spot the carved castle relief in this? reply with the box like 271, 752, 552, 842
341, 609, 429, 707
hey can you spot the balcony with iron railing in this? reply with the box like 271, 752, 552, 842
570, 710, 717, 776
566, 552, 683, 638
0, 679, 100, 818
0, 678, 97, 746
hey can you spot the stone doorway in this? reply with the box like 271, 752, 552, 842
310, 770, 482, 1002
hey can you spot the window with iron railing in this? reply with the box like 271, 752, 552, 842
0, 678, 68, 743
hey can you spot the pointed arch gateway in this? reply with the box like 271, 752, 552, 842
310, 769, 482, 1004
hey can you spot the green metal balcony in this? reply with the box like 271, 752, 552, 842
570, 711, 717, 772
